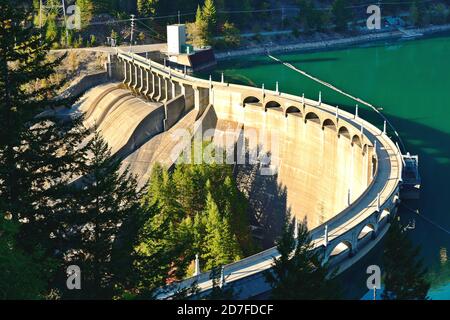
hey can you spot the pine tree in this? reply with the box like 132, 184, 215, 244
195, 4, 209, 47
331, 0, 352, 31
218, 176, 255, 255
137, 0, 158, 16
409, 0, 425, 27
222, 21, 240, 48
14, 116, 90, 254
172, 163, 208, 216
76, 0, 94, 29
0, 0, 68, 213
202, 0, 217, 38
0, 214, 55, 299
131, 165, 191, 297
0, 0, 88, 275
61, 130, 141, 299
121, 198, 189, 298
382, 219, 430, 300
45, 14, 59, 43
203, 193, 241, 270
264, 219, 341, 299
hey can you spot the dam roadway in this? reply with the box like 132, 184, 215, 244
82, 49, 403, 299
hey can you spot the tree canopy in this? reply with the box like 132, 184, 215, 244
265, 218, 341, 299
382, 219, 430, 300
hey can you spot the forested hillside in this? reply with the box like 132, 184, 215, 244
18, 0, 450, 49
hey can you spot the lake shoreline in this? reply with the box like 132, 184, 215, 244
215, 24, 450, 60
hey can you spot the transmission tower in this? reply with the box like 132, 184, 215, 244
39, 0, 69, 45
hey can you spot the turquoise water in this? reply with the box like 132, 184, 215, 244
200, 33, 450, 299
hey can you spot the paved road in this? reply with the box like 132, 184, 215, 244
50, 43, 167, 54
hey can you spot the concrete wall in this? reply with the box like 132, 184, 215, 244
164, 94, 186, 130
211, 87, 374, 230
79, 83, 165, 160
59, 71, 108, 100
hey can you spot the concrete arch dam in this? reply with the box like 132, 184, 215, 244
78, 50, 402, 298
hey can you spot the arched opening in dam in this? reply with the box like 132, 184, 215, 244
358, 224, 376, 240
243, 96, 260, 105
322, 118, 337, 131
304, 112, 321, 124
329, 241, 353, 259
338, 126, 351, 139
285, 106, 302, 117
265, 101, 282, 110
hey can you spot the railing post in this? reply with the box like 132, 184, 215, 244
377, 192, 381, 211
219, 266, 225, 288
293, 217, 299, 240
194, 254, 201, 276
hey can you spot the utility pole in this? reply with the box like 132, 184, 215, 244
178, 11, 181, 24
130, 14, 136, 52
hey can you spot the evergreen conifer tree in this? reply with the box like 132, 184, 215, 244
331, 0, 352, 31
0, 1, 88, 289
76, 0, 94, 29
203, 192, 241, 270
202, 0, 217, 39
61, 131, 141, 299
264, 219, 341, 299
382, 219, 430, 300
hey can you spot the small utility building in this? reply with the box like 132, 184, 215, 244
166, 24, 216, 72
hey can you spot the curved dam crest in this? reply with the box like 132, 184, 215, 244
68, 49, 402, 298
